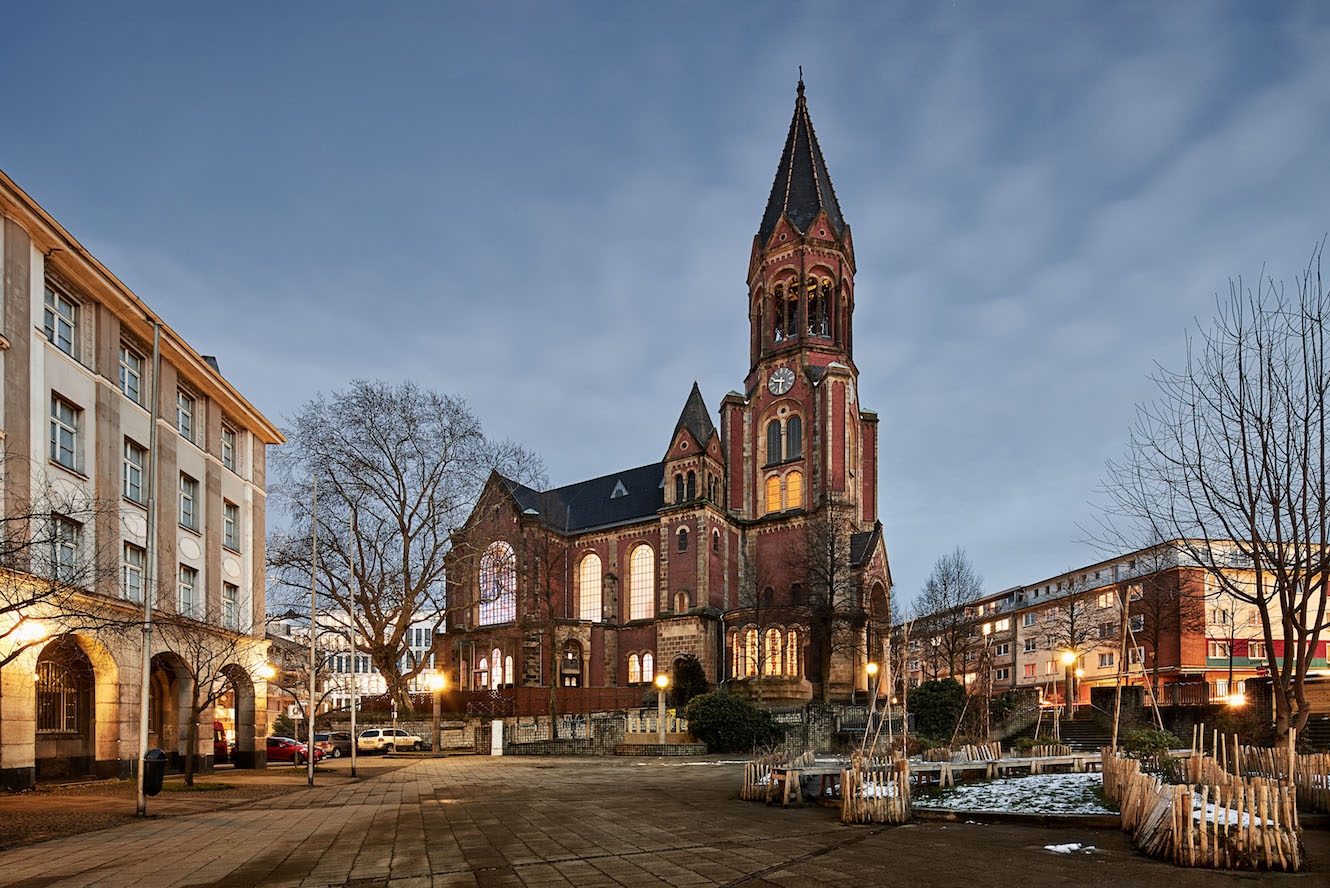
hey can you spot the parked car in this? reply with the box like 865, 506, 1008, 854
315, 731, 354, 758
266, 736, 325, 765
213, 720, 231, 765
358, 728, 423, 753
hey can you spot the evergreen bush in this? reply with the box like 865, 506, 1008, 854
684, 692, 783, 752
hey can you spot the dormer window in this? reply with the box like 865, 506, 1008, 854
610, 480, 628, 499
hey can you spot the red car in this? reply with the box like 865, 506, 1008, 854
265, 736, 324, 765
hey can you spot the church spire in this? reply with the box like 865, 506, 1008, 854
757, 79, 845, 244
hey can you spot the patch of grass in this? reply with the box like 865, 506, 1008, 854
163, 782, 233, 792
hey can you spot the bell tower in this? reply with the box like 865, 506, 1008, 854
722, 80, 875, 525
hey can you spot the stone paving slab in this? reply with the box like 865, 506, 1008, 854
0, 756, 1328, 887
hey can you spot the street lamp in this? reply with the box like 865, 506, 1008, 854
428, 673, 447, 755
654, 673, 670, 745
1060, 650, 1077, 717
258, 663, 276, 681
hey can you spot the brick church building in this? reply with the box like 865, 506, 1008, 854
443, 82, 891, 706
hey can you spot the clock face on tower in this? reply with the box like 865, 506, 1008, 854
768, 367, 795, 396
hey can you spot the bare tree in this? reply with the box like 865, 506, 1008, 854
1120, 547, 1207, 694
785, 507, 862, 704
511, 489, 571, 739
155, 607, 252, 785
1104, 247, 1330, 738
267, 380, 542, 711
913, 547, 983, 680
735, 542, 785, 703
0, 452, 125, 667
1041, 572, 1115, 673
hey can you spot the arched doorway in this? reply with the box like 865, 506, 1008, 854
219, 664, 258, 768
149, 652, 193, 771
34, 635, 94, 778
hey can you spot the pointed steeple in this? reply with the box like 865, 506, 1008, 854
758, 78, 845, 243
671, 382, 716, 448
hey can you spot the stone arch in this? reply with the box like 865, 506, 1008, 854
219, 663, 257, 768
32, 633, 120, 780
149, 651, 193, 770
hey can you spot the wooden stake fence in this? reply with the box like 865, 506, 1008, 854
841, 759, 911, 824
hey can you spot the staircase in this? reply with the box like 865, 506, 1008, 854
1302, 714, 1330, 752
1005, 710, 1114, 753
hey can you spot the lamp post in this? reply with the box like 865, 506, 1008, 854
429, 673, 446, 754
1060, 649, 1077, 719
654, 673, 670, 745
861, 662, 880, 754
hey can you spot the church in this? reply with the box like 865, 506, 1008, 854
443, 82, 891, 706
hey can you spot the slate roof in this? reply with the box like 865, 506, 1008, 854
500, 462, 665, 534
850, 529, 877, 568
758, 80, 846, 243
672, 382, 717, 449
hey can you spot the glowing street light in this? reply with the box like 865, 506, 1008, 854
11, 619, 49, 647
654, 673, 670, 745
258, 663, 276, 681
429, 673, 447, 754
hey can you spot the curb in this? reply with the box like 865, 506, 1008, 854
912, 808, 1123, 829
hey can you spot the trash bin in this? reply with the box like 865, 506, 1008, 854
143, 748, 168, 796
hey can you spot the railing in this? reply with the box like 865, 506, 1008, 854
1162, 682, 1212, 707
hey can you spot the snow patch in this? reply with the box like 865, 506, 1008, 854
1044, 843, 1095, 854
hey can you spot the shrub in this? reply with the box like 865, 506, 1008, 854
272, 714, 297, 737
684, 692, 784, 753
1121, 727, 1182, 759
669, 654, 710, 709
908, 678, 966, 742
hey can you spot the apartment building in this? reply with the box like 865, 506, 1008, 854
0, 169, 284, 788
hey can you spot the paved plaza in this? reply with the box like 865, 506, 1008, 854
1, 756, 1327, 887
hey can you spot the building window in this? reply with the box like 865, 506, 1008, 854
994, 643, 1010, 657
51, 516, 79, 583
764, 628, 783, 676
36, 639, 92, 733
222, 583, 239, 630
577, 553, 601, 622
1211, 607, 1231, 626
744, 628, 758, 676
995, 667, 1010, 682
1023, 638, 1037, 653
786, 629, 799, 676
43, 285, 77, 356
786, 415, 802, 460
1129, 646, 1145, 665
123, 543, 145, 602
784, 470, 803, 510
712, 529, 720, 553
179, 474, 199, 530
490, 648, 505, 687
123, 439, 146, 503
765, 475, 782, 514
628, 544, 654, 620
686, 471, 696, 500
221, 425, 237, 472
478, 541, 516, 625
1129, 614, 1144, 632
1098, 592, 1115, 609
674, 590, 689, 612
1024, 663, 1037, 678
50, 396, 80, 470
628, 653, 641, 684
119, 346, 144, 404
642, 652, 654, 683
766, 420, 782, 464
678, 527, 689, 552
178, 565, 198, 618
176, 391, 196, 442
1208, 641, 1230, 659
1098, 652, 1115, 668
1249, 641, 1267, 660
1023, 613, 1036, 627
504, 655, 513, 687
475, 657, 489, 689
995, 618, 1010, 632
674, 473, 684, 503
223, 501, 240, 550
1098, 622, 1116, 640
1045, 659, 1057, 675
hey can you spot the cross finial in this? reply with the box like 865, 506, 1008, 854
797, 67, 805, 97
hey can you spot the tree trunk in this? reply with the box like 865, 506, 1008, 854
184, 702, 200, 787
547, 627, 559, 740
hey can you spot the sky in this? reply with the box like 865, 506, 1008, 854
3, 2, 1329, 607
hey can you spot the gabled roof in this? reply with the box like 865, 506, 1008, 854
758, 80, 846, 243
850, 531, 876, 569
671, 382, 717, 450
500, 462, 665, 534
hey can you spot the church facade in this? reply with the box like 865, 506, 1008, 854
442, 83, 891, 706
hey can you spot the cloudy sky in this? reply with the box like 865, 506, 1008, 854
4, 2, 1329, 605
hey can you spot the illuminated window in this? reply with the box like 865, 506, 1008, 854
773, 283, 786, 341
786, 630, 798, 676
642, 652, 654, 683
491, 648, 504, 686
744, 629, 758, 676
478, 542, 516, 625
504, 655, 513, 686
628, 544, 654, 620
1098, 592, 1114, 609
1024, 663, 1036, 678
765, 475, 782, 513
577, 553, 602, 621
995, 618, 1010, 632
764, 628, 782, 676
767, 420, 782, 464
628, 653, 641, 684
476, 656, 489, 689
784, 471, 803, 510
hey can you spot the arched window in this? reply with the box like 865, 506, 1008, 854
478, 541, 515, 625
765, 476, 782, 514
817, 281, 833, 338
730, 630, 741, 678
504, 655, 514, 688
686, 471, 696, 500
561, 641, 582, 687
766, 420, 782, 464
628, 544, 654, 620
491, 648, 503, 686
476, 656, 489, 689
786, 415, 802, 460
642, 652, 654, 683
674, 474, 684, 503
678, 527, 689, 552
578, 553, 602, 622
674, 590, 689, 611
36, 637, 92, 733
786, 630, 799, 677
785, 470, 803, 510
743, 629, 758, 676
785, 281, 799, 340
773, 284, 786, 341
627, 653, 641, 684
712, 529, 720, 553
764, 628, 783, 676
